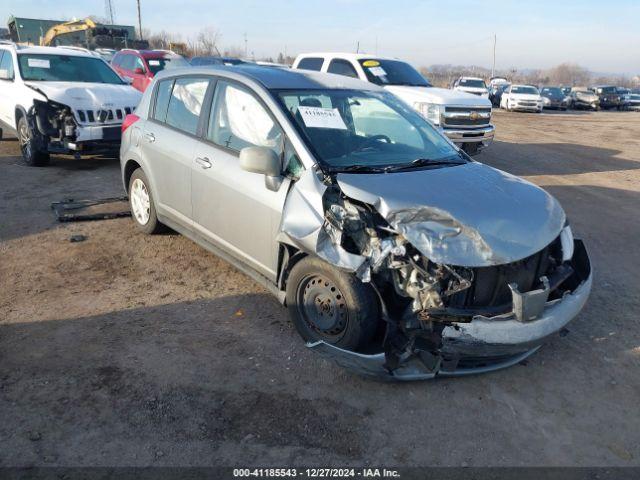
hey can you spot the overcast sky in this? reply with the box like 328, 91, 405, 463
3, 0, 639, 74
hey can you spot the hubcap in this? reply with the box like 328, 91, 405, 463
130, 178, 151, 225
297, 274, 348, 342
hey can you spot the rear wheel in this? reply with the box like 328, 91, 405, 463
128, 168, 165, 234
18, 116, 50, 166
286, 256, 379, 351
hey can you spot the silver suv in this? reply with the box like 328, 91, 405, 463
120, 66, 592, 380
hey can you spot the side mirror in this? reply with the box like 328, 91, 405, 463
133, 67, 144, 75
240, 146, 281, 176
239, 146, 283, 191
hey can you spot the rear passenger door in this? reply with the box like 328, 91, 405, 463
142, 76, 210, 227
191, 80, 291, 279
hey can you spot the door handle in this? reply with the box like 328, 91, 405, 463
195, 157, 212, 169
144, 133, 155, 143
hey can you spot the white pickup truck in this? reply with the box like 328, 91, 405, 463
292, 53, 495, 155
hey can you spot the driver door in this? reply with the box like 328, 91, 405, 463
191, 80, 291, 280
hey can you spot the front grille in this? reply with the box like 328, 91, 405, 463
442, 107, 491, 128
518, 101, 537, 107
445, 236, 562, 312
74, 107, 137, 125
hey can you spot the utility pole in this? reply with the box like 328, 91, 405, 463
492, 34, 496, 78
244, 33, 248, 58
137, 0, 143, 40
105, 0, 115, 24
356, 40, 360, 54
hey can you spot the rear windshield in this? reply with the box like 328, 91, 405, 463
597, 86, 617, 94
145, 55, 190, 74
17, 54, 124, 84
541, 87, 563, 96
358, 59, 431, 87
459, 78, 486, 89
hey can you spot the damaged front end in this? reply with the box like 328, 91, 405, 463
280, 166, 592, 380
27, 98, 122, 156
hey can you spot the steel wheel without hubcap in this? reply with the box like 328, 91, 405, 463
297, 274, 348, 343
130, 178, 151, 225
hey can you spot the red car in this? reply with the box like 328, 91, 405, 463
111, 49, 190, 92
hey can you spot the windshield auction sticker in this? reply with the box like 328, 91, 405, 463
298, 106, 348, 130
27, 58, 50, 69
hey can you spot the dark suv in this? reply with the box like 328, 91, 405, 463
589, 85, 625, 110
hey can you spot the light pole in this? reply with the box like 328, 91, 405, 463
137, 0, 143, 40
492, 34, 496, 78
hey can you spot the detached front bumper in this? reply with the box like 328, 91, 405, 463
443, 124, 495, 147
308, 239, 592, 381
51, 125, 122, 154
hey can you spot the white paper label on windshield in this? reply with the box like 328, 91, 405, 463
28, 58, 50, 69
148, 59, 160, 66
298, 106, 347, 130
368, 66, 387, 77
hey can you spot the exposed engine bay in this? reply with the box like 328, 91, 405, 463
279, 165, 592, 380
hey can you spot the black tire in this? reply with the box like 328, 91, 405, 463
17, 116, 50, 166
286, 256, 379, 351
128, 168, 165, 234
461, 142, 480, 156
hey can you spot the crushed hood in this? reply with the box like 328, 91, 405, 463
26, 82, 142, 110
336, 162, 565, 267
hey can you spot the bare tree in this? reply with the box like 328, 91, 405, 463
223, 45, 245, 58
195, 26, 220, 56
547, 63, 591, 86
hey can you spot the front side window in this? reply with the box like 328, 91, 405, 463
277, 89, 462, 172
208, 81, 283, 155
358, 59, 431, 87
17, 54, 123, 84
297, 57, 324, 71
165, 77, 209, 135
327, 59, 358, 78
0, 51, 14, 80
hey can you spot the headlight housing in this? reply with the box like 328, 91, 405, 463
414, 102, 443, 125
542, 97, 550, 104
560, 225, 574, 262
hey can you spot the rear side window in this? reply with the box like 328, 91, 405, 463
120, 54, 135, 71
153, 79, 174, 122
165, 77, 209, 135
327, 59, 358, 78
297, 57, 324, 71
207, 81, 283, 155
111, 53, 123, 66
0, 51, 14, 79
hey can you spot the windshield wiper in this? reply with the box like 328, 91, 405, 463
327, 164, 388, 173
380, 157, 465, 173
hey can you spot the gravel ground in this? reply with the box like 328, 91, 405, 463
1, 109, 639, 467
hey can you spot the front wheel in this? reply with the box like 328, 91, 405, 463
18, 116, 49, 166
286, 256, 379, 351
128, 168, 165, 234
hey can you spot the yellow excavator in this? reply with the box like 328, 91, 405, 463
40, 18, 148, 50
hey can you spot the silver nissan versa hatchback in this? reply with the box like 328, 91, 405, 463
120, 65, 592, 380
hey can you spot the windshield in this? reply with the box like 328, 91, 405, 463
511, 86, 539, 95
541, 87, 563, 97
145, 55, 190, 74
17, 54, 123, 84
276, 89, 463, 173
459, 78, 486, 89
358, 59, 431, 87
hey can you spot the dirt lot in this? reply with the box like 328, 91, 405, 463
1, 110, 639, 467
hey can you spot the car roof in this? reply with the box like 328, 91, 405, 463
154, 64, 383, 91
0, 44, 97, 57
296, 52, 399, 62
459, 76, 485, 81
120, 49, 180, 58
